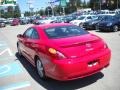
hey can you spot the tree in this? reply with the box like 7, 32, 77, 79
45, 6, 52, 16
24, 11, 31, 17
7, 6, 14, 18
14, 5, 21, 18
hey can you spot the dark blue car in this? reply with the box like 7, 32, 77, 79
97, 15, 120, 32
83, 15, 113, 30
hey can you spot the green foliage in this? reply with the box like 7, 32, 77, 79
24, 11, 31, 17
14, 5, 21, 18
90, 0, 120, 10
0, 5, 21, 18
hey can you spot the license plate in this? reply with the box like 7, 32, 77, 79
88, 61, 99, 67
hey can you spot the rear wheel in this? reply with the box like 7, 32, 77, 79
95, 25, 98, 30
113, 25, 118, 32
36, 58, 46, 79
17, 44, 22, 56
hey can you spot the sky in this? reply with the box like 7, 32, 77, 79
17, 0, 89, 13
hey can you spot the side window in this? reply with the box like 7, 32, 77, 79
23, 28, 33, 38
87, 16, 92, 19
31, 29, 40, 39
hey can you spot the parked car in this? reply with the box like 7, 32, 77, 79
70, 15, 97, 27
20, 18, 29, 25
0, 20, 6, 28
33, 18, 54, 25
97, 15, 120, 32
11, 18, 20, 26
7, 18, 14, 24
17, 23, 111, 81
62, 15, 76, 23
0, 18, 8, 24
33, 19, 43, 25
83, 15, 110, 30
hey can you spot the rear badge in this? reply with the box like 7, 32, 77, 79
85, 43, 94, 51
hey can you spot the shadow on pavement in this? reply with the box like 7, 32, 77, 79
15, 53, 104, 90
95, 30, 116, 33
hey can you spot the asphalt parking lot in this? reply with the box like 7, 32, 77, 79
0, 24, 120, 90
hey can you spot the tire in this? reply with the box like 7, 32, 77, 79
17, 43, 22, 56
79, 23, 82, 27
36, 58, 46, 79
95, 25, 98, 30
113, 25, 118, 32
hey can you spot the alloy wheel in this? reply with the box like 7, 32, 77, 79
113, 25, 118, 32
36, 59, 45, 79
17, 44, 22, 56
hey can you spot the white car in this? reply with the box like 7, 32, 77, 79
34, 18, 54, 25
70, 15, 97, 27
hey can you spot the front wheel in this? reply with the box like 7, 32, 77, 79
113, 25, 118, 32
36, 58, 46, 79
17, 44, 22, 56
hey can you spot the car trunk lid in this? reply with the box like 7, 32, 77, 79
50, 34, 105, 58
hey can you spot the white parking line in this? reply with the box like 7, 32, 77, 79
0, 65, 11, 75
0, 48, 13, 56
0, 81, 31, 90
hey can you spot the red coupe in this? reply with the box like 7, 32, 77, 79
17, 23, 111, 81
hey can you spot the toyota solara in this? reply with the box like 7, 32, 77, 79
17, 23, 111, 81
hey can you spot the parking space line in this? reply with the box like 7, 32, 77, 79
0, 41, 8, 47
0, 65, 10, 76
0, 81, 31, 90
0, 62, 23, 78
0, 48, 13, 56
0, 57, 14, 61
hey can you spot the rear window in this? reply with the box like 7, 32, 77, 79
45, 25, 89, 39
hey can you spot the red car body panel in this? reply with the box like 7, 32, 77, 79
17, 23, 111, 81
11, 19, 19, 26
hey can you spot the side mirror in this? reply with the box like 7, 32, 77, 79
17, 34, 24, 38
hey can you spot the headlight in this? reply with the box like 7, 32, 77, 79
91, 22, 95, 25
107, 23, 112, 26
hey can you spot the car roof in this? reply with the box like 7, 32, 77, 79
33, 23, 73, 30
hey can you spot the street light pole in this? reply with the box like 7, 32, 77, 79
0, 2, 1, 18
48, 1, 55, 16
62, 7, 65, 16
48, 8, 50, 17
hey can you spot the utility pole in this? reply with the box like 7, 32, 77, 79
27, 0, 34, 16
62, 7, 65, 16
0, 7, 1, 18
117, 0, 119, 9
49, 1, 54, 16
100, 0, 101, 10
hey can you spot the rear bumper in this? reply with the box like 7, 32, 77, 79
48, 49, 111, 81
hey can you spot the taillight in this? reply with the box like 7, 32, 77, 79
48, 48, 66, 60
104, 43, 108, 49
101, 40, 108, 49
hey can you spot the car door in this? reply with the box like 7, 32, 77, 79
25, 28, 40, 65
28, 28, 40, 64
22, 28, 34, 61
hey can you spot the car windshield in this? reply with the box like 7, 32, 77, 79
45, 25, 89, 39
77, 16, 85, 20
